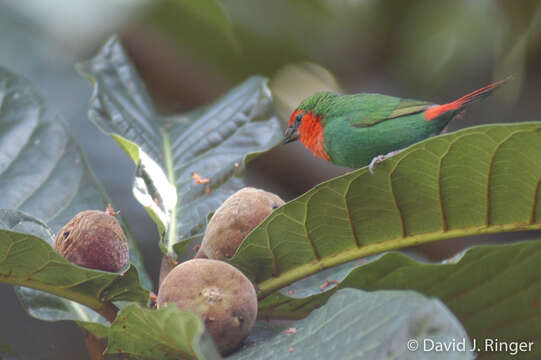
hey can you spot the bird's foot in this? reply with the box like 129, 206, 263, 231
368, 149, 405, 174
368, 155, 386, 174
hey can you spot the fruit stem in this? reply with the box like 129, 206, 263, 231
80, 302, 118, 358
97, 301, 119, 323
81, 327, 107, 360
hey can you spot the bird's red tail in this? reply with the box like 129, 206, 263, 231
424, 77, 511, 121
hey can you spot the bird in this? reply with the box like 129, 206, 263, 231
283, 78, 510, 173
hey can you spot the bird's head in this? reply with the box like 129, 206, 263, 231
283, 92, 332, 161
283, 92, 333, 145
283, 109, 305, 144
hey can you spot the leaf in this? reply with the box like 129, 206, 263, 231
0, 66, 150, 322
0, 209, 147, 322
228, 122, 541, 295
396, 1, 504, 86
233, 288, 474, 360
77, 36, 282, 255
81, 303, 221, 360
161, 0, 239, 51
258, 241, 541, 358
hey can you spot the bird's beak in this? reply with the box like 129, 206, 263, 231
283, 126, 299, 144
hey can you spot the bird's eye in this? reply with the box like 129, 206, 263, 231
295, 114, 302, 123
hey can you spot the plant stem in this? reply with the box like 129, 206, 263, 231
81, 302, 119, 359
81, 328, 107, 360
97, 301, 119, 323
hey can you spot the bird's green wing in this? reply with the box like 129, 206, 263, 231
347, 94, 432, 128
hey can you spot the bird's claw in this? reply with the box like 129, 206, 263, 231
368, 149, 405, 175
368, 155, 386, 175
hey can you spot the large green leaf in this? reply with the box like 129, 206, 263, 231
258, 241, 541, 359
228, 122, 541, 294
81, 303, 221, 360
0, 209, 147, 323
0, 67, 150, 322
77, 36, 282, 255
233, 288, 473, 360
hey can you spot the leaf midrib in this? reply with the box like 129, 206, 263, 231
160, 128, 177, 253
256, 222, 541, 298
161, 83, 271, 250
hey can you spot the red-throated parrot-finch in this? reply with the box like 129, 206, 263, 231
283, 78, 509, 173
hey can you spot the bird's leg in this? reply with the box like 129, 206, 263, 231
368, 149, 405, 174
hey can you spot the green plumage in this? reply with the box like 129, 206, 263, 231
298, 92, 454, 168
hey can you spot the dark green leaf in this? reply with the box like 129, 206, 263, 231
228, 122, 541, 295
0, 66, 150, 322
259, 241, 541, 359
77, 37, 282, 255
233, 288, 473, 360
81, 303, 221, 360
160, 0, 239, 51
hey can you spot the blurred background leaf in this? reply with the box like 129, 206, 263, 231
4, 0, 151, 53
155, 0, 239, 51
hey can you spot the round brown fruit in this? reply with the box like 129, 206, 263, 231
157, 259, 257, 355
54, 210, 129, 272
196, 187, 284, 260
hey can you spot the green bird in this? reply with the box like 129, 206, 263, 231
283, 78, 509, 173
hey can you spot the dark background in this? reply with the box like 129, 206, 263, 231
1, 1, 540, 358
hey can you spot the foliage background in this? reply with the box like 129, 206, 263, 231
1, 1, 541, 358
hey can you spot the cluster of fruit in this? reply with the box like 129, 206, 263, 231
53, 187, 284, 355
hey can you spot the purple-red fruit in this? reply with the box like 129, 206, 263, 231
54, 210, 129, 272
157, 259, 258, 355
196, 187, 284, 259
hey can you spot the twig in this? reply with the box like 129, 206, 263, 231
81, 328, 107, 360
82, 302, 119, 358
97, 301, 119, 323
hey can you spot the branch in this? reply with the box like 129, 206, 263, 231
81, 328, 107, 360
97, 301, 119, 323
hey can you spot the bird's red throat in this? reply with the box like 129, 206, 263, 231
296, 111, 329, 161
